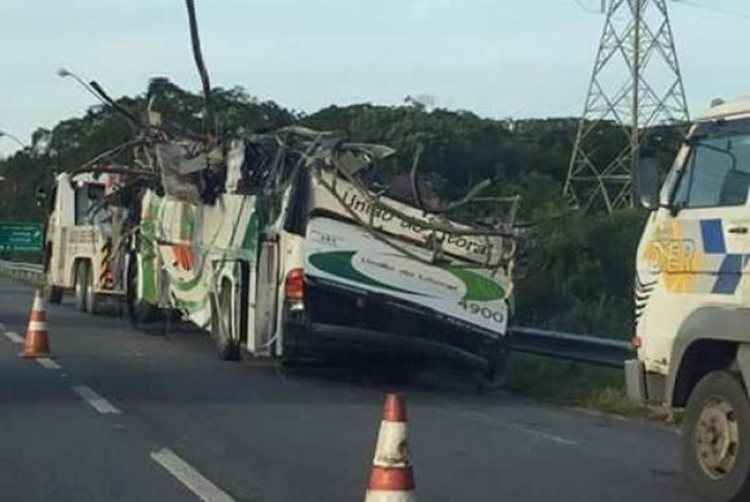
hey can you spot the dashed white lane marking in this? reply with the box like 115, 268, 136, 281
151, 448, 236, 502
36, 357, 61, 369
512, 423, 578, 446
455, 410, 579, 447
4, 331, 24, 344
72, 385, 121, 414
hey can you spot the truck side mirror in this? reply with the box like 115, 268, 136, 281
633, 156, 659, 210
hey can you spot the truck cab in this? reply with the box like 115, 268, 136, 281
629, 97, 750, 501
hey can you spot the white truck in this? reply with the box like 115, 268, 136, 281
128, 127, 519, 382
629, 97, 750, 501
43, 171, 126, 313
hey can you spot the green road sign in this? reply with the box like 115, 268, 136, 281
0, 221, 44, 252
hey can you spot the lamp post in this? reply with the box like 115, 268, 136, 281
57, 68, 103, 103
0, 130, 26, 149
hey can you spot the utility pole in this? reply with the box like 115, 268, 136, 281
564, 0, 690, 213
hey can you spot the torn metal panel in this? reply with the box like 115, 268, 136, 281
155, 142, 203, 204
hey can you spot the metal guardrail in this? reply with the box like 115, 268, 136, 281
0, 260, 43, 283
509, 326, 634, 368
0, 260, 634, 368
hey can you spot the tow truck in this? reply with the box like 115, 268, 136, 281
43, 170, 127, 314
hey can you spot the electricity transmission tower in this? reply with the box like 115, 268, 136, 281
563, 0, 690, 213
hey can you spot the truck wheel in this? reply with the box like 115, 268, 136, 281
683, 370, 750, 502
85, 264, 101, 315
211, 285, 240, 361
45, 285, 63, 305
43, 245, 63, 304
75, 262, 90, 312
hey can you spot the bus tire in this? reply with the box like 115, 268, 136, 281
682, 370, 750, 502
212, 284, 240, 361
476, 341, 510, 392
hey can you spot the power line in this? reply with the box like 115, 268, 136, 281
573, 0, 604, 14
670, 0, 750, 19
576, 0, 750, 19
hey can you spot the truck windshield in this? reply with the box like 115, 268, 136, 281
74, 183, 106, 225
673, 120, 750, 208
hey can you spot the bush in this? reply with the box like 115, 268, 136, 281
515, 208, 649, 340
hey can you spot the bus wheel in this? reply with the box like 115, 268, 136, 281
212, 284, 240, 361
476, 342, 510, 392
683, 370, 750, 502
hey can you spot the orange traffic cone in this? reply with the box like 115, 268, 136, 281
365, 394, 416, 502
20, 289, 50, 358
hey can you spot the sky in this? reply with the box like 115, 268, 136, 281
1, 0, 750, 156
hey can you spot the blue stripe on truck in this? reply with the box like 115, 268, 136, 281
712, 254, 743, 294
701, 219, 726, 254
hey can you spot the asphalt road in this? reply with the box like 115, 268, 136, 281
0, 277, 700, 502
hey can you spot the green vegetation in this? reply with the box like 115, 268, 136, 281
506, 354, 653, 419
506, 353, 680, 423
517, 209, 648, 339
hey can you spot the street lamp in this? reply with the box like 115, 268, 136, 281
57, 67, 104, 103
0, 130, 26, 149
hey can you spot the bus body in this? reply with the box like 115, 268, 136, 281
133, 130, 517, 377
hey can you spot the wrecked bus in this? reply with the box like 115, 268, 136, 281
129, 126, 519, 382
